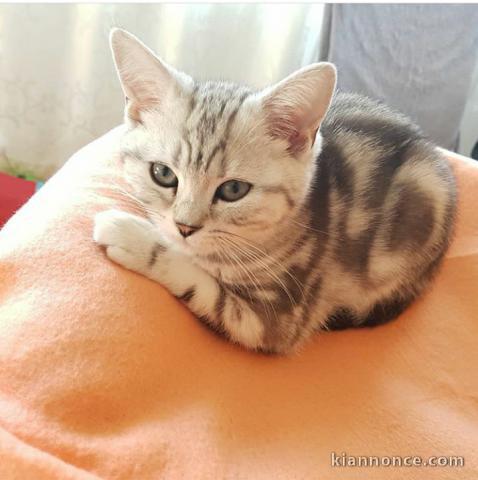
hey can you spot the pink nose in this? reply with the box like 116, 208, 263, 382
176, 222, 201, 238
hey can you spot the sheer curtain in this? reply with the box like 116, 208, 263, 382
0, 4, 325, 179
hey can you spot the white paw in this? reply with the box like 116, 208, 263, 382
94, 210, 153, 248
93, 209, 159, 271
104, 245, 144, 271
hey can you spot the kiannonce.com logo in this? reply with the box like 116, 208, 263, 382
331, 452, 465, 468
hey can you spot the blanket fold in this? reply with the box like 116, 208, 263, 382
0, 129, 477, 479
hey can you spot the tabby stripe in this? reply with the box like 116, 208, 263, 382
187, 84, 199, 121
203, 140, 226, 172
304, 149, 332, 271
230, 296, 243, 322
194, 149, 204, 167
288, 272, 323, 346
218, 93, 251, 172
359, 295, 411, 328
148, 243, 165, 268
215, 283, 227, 322
324, 307, 357, 331
272, 229, 308, 267
326, 141, 355, 203
365, 140, 412, 210
335, 139, 412, 274
223, 281, 262, 298
262, 186, 295, 209
178, 288, 195, 303
339, 115, 421, 149
387, 183, 435, 251
218, 99, 228, 118
197, 314, 226, 338
201, 91, 250, 172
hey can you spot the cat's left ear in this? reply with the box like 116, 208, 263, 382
260, 63, 337, 156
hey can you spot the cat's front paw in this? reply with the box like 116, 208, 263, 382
93, 209, 160, 272
94, 209, 154, 247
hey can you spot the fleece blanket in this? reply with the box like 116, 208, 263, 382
0, 127, 477, 479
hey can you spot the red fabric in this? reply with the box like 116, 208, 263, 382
0, 173, 36, 228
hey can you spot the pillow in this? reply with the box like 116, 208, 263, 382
1, 127, 477, 479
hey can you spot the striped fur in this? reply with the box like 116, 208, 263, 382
94, 29, 456, 354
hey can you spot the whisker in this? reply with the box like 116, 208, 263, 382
216, 236, 278, 323
218, 234, 301, 310
211, 230, 306, 303
88, 182, 165, 221
289, 218, 332, 237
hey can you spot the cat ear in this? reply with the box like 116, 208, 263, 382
260, 63, 337, 156
110, 28, 188, 122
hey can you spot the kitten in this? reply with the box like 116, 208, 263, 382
94, 29, 456, 354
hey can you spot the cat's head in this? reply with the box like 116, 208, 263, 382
110, 28, 336, 259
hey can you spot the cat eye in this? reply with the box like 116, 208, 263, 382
215, 180, 252, 202
150, 162, 178, 188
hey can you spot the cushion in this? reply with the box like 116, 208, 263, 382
0, 127, 477, 479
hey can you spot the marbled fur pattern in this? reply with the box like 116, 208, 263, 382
94, 29, 456, 354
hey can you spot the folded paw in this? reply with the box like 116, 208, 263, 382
94, 210, 154, 249
93, 209, 160, 272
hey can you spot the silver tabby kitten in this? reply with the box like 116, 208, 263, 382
94, 29, 456, 354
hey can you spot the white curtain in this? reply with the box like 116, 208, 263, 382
0, 4, 325, 179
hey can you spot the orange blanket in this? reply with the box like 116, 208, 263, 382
0, 128, 477, 479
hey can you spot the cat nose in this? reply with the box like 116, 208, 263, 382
175, 222, 202, 238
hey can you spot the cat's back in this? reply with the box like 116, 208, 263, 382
321, 92, 426, 164
318, 91, 456, 213
310, 92, 456, 322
